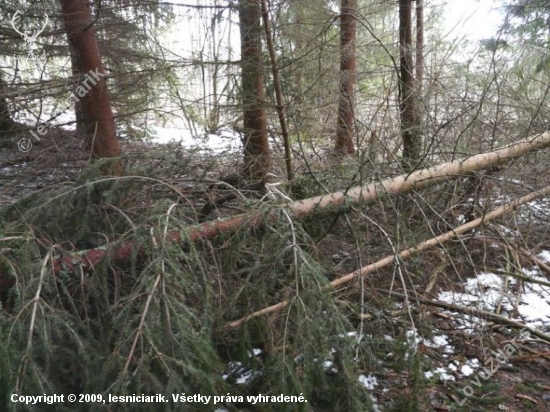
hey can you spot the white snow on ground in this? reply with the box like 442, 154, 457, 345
517, 267, 550, 328
150, 126, 242, 153
248, 348, 262, 357
539, 250, 550, 263
459, 363, 475, 376
437, 263, 550, 328
425, 334, 449, 348
421, 249, 550, 382
358, 374, 378, 390
424, 334, 455, 357
425, 367, 455, 381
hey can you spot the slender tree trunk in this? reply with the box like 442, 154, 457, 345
399, 0, 421, 168
0, 74, 13, 136
415, 0, 424, 93
208, 12, 220, 132
60, 0, 122, 174
335, 0, 357, 156
260, 0, 293, 180
239, 0, 272, 180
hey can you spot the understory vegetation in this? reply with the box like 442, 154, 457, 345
1, 141, 549, 411
1, 0, 550, 411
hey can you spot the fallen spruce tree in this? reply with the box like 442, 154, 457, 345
225, 184, 550, 331
1, 132, 550, 412
0, 131, 549, 291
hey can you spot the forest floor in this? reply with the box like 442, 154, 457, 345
1, 126, 550, 411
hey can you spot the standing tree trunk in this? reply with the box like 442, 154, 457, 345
415, 0, 424, 93
239, 0, 272, 180
334, 0, 357, 156
399, 0, 421, 169
68, 41, 86, 136
60, 0, 122, 175
0, 71, 15, 137
260, 0, 293, 180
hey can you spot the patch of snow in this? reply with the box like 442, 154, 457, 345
406, 329, 421, 344
460, 363, 475, 376
425, 367, 455, 381
518, 292, 550, 327
425, 334, 449, 348
369, 394, 383, 412
444, 344, 455, 354
465, 272, 502, 292
338, 331, 363, 343
150, 126, 241, 153
248, 348, 262, 357
522, 267, 541, 278
322, 359, 338, 375
236, 369, 261, 385
425, 334, 456, 355
436, 263, 549, 358
539, 250, 550, 263
358, 374, 378, 390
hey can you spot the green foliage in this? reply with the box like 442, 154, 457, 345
502, 0, 550, 71
505, 0, 550, 47
0, 170, 379, 411
0, 314, 11, 412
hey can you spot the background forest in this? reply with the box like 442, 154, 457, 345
1, 0, 550, 411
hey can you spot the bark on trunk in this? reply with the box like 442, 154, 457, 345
0, 73, 14, 135
68, 40, 86, 136
60, 0, 122, 174
415, 0, 424, 93
239, 0, 272, 180
399, 0, 421, 168
2, 131, 549, 288
334, 0, 357, 156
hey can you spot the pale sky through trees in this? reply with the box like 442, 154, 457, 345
163, 1, 505, 63
439, 0, 503, 40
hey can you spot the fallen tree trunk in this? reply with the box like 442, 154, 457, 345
1, 131, 549, 290
225, 184, 550, 328
290, 131, 550, 216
